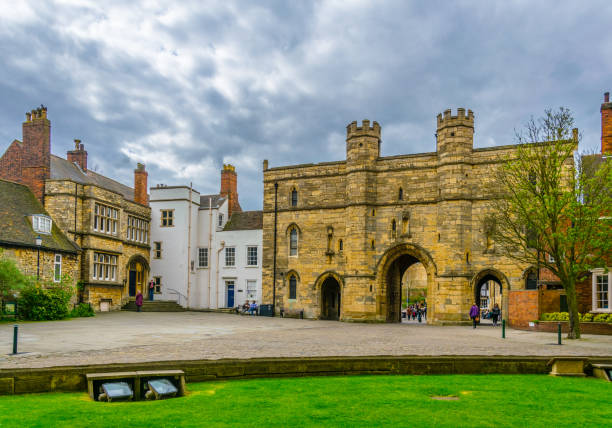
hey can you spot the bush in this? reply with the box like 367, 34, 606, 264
581, 313, 594, 322
18, 279, 73, 321
541, 312, 570, 321
0, 250, 33, 300
69, 303, 94, 318
593, 313, 609, 323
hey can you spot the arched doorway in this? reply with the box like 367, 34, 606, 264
472, 269, 509, 323
376, 243, 437, 323
126, 255, 149, 297
321, 277, 341, 320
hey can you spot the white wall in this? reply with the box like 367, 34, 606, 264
149, 186, 199, 308
215, 228, 263, 308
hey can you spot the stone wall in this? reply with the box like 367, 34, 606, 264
262, 111, 552, 324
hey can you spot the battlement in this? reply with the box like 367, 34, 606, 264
436, 108, 474, 130
346, 119, 381, 141
223, 163, 236, 173
25, 105, 48, 122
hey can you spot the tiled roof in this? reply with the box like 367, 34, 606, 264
223, 211, 263, 231
199, 194, 225, 209
50, 155, 135, 201
0, 179, 80, 253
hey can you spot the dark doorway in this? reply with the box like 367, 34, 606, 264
227, 283, 235, 308
475, 274, 503, 322
321, 277, 341, 320
129, 271, 136, 297
386, 254, 421, 323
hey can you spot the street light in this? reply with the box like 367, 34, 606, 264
35, 235, 42, 280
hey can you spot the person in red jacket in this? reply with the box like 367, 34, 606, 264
135, 291, 144, 312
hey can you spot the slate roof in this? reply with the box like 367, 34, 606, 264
0, 179, 80, 253
223, 210, 263, 231
50, 155, 135, 201
199, 194, 225, 209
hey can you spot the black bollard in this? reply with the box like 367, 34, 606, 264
557, 322, 562, 345
502, 319, 506, 339
12, 324, 18, 354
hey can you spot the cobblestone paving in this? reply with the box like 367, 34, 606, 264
1, 312, 610, 369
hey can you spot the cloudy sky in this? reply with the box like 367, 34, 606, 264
1, 1, 610, 210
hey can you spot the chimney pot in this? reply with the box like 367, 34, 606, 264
605, 92, 610, 103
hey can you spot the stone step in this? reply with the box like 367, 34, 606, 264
121, 300, 185, 312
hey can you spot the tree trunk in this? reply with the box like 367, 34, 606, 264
564, 281, 581, 339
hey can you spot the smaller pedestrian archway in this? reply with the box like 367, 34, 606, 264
471, 269, 509, 323
316, 272, 343, 320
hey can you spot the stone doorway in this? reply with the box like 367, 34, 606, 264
321, 277, 341, 320
385, 254, 424, 323
473, 271, 505, 324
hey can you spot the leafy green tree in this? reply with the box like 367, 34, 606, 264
489, 108, 612, 339
18, 274, 74, 321
0, 250, 33, 300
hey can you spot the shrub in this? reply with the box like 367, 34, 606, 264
593, 313, 609, 323
69, 303, 94, 318
0, 250, 33, 300
18, 278, 73, 321
581, 313, 594, 322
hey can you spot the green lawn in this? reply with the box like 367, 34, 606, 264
0, 375, 609, 427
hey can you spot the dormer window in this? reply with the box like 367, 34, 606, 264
32, 215, 52, 234
218, 213, 224, 227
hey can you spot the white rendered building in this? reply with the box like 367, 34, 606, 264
149, 165, 262, 309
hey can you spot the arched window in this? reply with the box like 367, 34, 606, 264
338, 239, 343, 251
289, 228, 298, 256
291, 188, 298, 207
289, 275, 297, 299
398, 187, 403, 200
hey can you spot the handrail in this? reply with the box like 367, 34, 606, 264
167, 288, 187, 306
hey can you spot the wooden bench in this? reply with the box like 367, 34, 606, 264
87, 370, 185, 401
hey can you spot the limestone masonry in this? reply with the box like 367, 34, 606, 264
262, 109, 573, 324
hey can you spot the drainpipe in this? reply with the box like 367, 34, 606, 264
272, 182, 278, 316
207, 197, 212, 309
216, 241, 225, 309
187, 182, 192, 309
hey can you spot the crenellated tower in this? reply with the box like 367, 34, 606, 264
436, 108, 474, 283
346, 119, 381, 163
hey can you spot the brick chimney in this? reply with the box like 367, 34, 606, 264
67, 139, 87, 171
220, 164, 242, 217
17, 106, 51, 203
602, 91, 612, 154
134, 163, 148, 205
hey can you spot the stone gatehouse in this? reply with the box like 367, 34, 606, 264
262, 108, 564, 324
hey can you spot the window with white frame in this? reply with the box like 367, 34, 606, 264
218, 213, 224, 227
247, 246, 258, 266
93, 203, 118, 235
198, 247, 209, 268
93, 252, 118, 281
32, 215, 52, 234
127, 216, 149, 243
225, 247, 235, 267
54, 254, 62, 282
593, 270, 610, 312
246, 280, 257, 300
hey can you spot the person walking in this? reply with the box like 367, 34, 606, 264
135, 291, 144, 313
491, 303, 501, 327
148, 279, 155, 301
469, 303, 479, 329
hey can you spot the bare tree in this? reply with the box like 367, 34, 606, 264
489, 108, 612, 339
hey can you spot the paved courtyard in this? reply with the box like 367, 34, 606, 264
1, 312, 611, 369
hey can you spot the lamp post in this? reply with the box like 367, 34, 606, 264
35, 235, 42, 280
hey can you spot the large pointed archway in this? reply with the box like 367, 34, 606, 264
376, 243, 437, 323
471, 268, 510, 323
314, 271, 344, 321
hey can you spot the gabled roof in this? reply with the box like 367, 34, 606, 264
199, 194, 226, 210
0, 179, 80, 253
50, 155, 135, 201
223, 211, 263, 231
